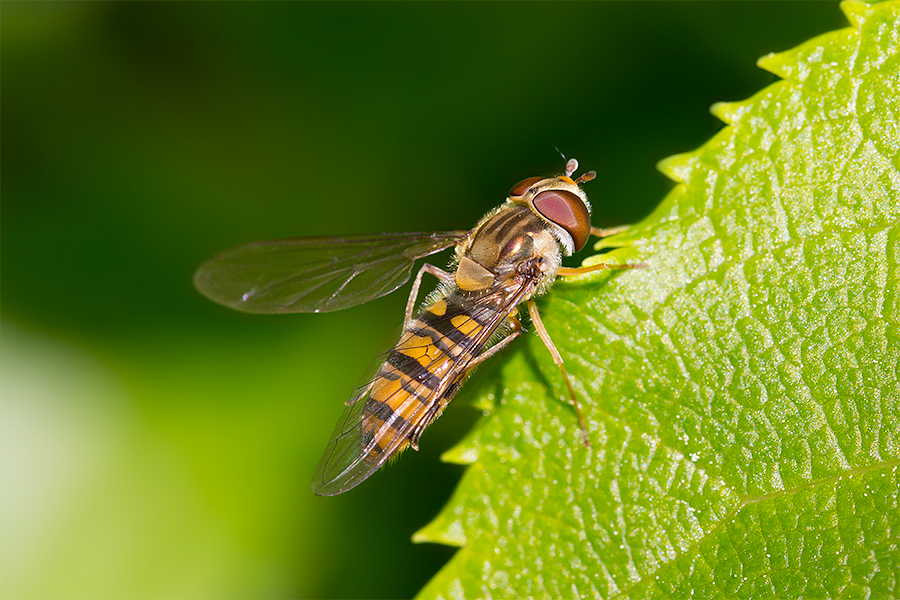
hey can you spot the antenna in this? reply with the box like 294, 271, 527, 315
556, 150, 595, 183
575, 170, 596, 184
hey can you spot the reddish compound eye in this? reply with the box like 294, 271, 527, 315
532, 189, 591, 251
509, 177, 544, 197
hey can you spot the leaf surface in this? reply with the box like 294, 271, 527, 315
416, 2, 900, 598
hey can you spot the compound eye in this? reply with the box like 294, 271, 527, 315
532, 189, 591, 251
509, 177, 544, 197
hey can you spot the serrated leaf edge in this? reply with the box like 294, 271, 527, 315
416, 3, 899, 597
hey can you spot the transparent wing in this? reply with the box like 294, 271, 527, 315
311, 282, 534, 495
194, 231, 467, 314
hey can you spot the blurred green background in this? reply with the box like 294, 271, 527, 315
2, 3, 847, 599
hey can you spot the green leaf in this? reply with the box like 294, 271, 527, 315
415, 2, 900, 598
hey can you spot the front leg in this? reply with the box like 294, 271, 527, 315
557, 224, 646, 276
590, 224, 631, 239
557, 263, 646, 277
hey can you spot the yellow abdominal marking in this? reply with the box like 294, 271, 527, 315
399, 334, 444, 366
451, 315, 481, 336
429, 300, 448, 316
369, 371, 406, 408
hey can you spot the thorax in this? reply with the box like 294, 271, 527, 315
453, 203, 564, 296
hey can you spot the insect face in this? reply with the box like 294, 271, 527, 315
509, 176, 593, 253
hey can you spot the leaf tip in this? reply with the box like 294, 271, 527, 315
756, 52, 789, 78
657, 152, 698, 183
441, 415, 485, 465
839, 0, 870, 28
412, 513, 466, 547
470, 394, 494, 413
441, 441, 479, 465
709, 101, 733, 125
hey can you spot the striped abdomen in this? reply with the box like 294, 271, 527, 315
360, 291, 493, 461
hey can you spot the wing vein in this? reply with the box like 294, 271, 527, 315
195, 231, 467, 314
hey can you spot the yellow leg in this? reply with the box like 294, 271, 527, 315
558, 263, 646, 277
467, 318, 523, 367
527, 300, 590, 447
590, 224, 631, 238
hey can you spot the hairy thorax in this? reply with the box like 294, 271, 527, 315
455, 204, 564, 295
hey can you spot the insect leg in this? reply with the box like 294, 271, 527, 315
466, 317, 523, 367
405, 263, 454, 325
562, 223, 648, 276
590, 225, 631, 238
557, 263, 646, 277
526, 300, 591, 447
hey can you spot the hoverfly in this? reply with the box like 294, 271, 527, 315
194, 159, 640, 495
